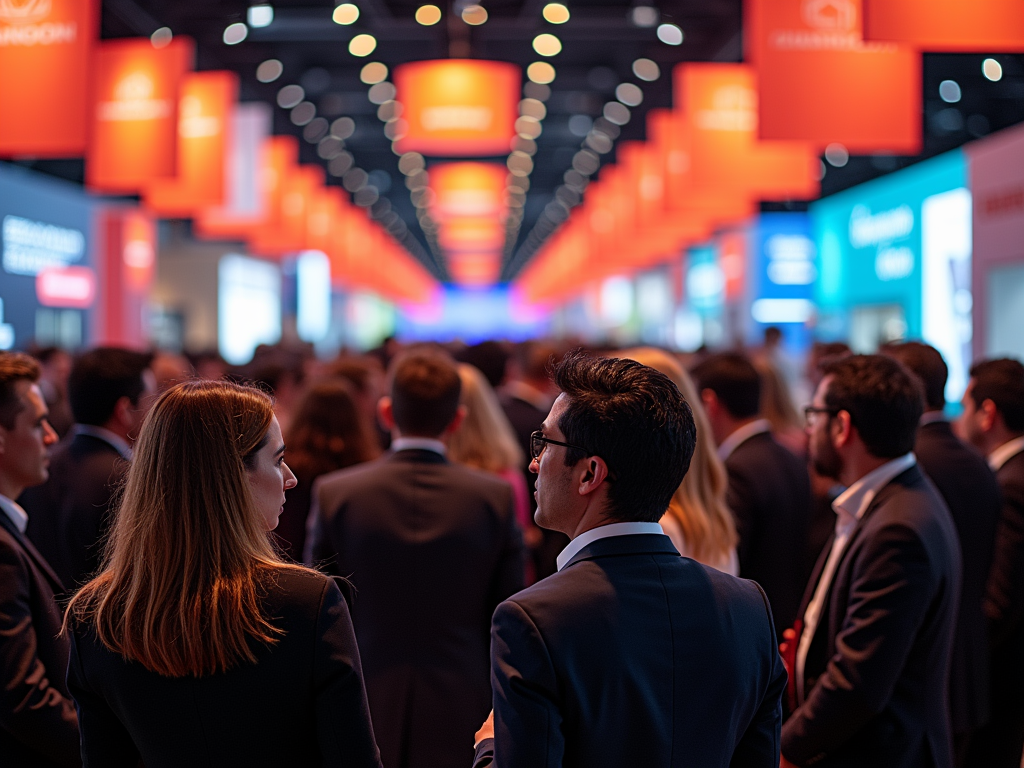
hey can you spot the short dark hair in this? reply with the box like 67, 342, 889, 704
68, 348, 152, 426
690, 353, 762, 419
0, 353, 41, 430
390, 348, 462, 437
553, 351, 696, 523
969, 358, 1024, 432
882, 342, 948, 411
456, 341, 510, 389
821, 354, 923, 459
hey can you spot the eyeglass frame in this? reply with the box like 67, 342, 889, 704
529, 430, 589, 461
803, 406, 840, 426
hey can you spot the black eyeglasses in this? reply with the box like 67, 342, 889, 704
530, 430, 589, 461
804, 406, 839, 426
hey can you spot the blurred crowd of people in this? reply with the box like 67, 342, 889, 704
1, 329, 1023, 768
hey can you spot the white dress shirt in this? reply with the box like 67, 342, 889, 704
556, 521, 666, 571
717, 419, 772, 462
988, 435, 1024, 472
795, 452, 917, 703
391, 436, 447, 456
73, 424, 133, 461
0, 493, 29, 534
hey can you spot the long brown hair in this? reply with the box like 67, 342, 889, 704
620, 348, 738, 565
65, 380, 306, 678
284, 378, 380, 481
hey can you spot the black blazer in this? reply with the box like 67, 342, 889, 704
308, 449, 525, 768
21, 433, 127, 590
725, 431, 811, 634
474, 533, 786, 768
915, 420, 999, 736
0, 509, 79, 768
782, 465, 962, 768
66, 569, 381, 768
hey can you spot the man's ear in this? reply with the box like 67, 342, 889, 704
112, 395, 134, 427
700, 388, 718, 415
577, 456, 610, 496
444, 404, 468, 436
377, 396, 395, 431
981, 399, 999, 433
831, 410, 854, 448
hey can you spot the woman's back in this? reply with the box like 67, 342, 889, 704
68, 568, 380, 768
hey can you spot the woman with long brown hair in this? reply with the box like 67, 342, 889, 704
620, 348, 739, 574
277, 378, 380, 560
64, 380, 382, 768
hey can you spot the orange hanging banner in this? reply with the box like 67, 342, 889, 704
746, 0, 921, 153
394, 60, 520, 156
864, 0, 1024, 51
87, 36, 193, 193
249, 164, 322, 257
145, 70, 237, 216
0, 0, 98, 157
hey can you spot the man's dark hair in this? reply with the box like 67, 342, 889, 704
969, 358, 1024, 432
68, 348, 152, 427
515, 340, 560, 383
0, 352, 41, 430
456, 341, 510, 389
390, 348, 462, 437
553, 351, 696, 523
882, 342, 948, 412
821, 354, 923, 458
690, 352, 762, 419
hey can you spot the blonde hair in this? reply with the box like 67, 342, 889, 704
753, 355, 802, 434
66, 380, 309, 678
619, 348, 738, 565
448, 363, 525, 473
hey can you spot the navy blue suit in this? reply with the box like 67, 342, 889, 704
474, 533, 787, 768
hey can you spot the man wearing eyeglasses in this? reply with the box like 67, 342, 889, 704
473, 351, 787, 768
782, 354, 961, 768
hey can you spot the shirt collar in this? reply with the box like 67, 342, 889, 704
0, 494, 28, 534
74, 424, 133, 461
717, 418, 772, 462
391, 436, 447, 456
919, 411, 947, 426
556, 521, 666, 571
989, 435, 1024, 471
832, 452, 916, 524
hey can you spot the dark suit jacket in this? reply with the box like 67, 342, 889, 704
725, 430, 811, 634
0, 509, 79, 768
66, 569, 382, 768
473, 533, 787, 768
308, 449, 525, 768
21, 433, 127, 590
782, 465, 962, 768
915, 420, 999, 736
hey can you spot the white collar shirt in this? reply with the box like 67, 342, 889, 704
0, 493, 29, 535
717, 419, 772, 462
556, 521, 665, 572
795, 452, 917, 704
391, 437, 447, 456
73, 424, 133, 461
989, 435, 1024, 472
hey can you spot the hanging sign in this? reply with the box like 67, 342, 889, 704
864, 0, 1024, 51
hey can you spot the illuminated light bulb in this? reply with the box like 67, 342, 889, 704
462, 5, 488, 25
543, 3, 570, 23
257, 59, 283, 83
416, 4, 442, 24
527, 61, 556, 84
656, 23, 683, 45
223, 22, 248, 45
349, 33, 377, 56
533, 33, 562, 56
360, 62, 388, 84
333, 3, 360, 24
983, 58, 1002, 82
151, 27, 172, 48
632, 58, 659, 81
248, 4, 274, 28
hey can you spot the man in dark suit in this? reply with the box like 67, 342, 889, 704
692, 352, 811, 634
307, 348, 524, 768
21, 348, 153, 590
782, 354, 961, 768
956, 357, 1024, 768
883, 342, 999, 763
473, 351, 786, 768
0, 352, 79, 767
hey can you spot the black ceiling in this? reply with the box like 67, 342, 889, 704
14, 0, 1024, 283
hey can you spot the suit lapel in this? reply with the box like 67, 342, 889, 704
0, 511, 66, 593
